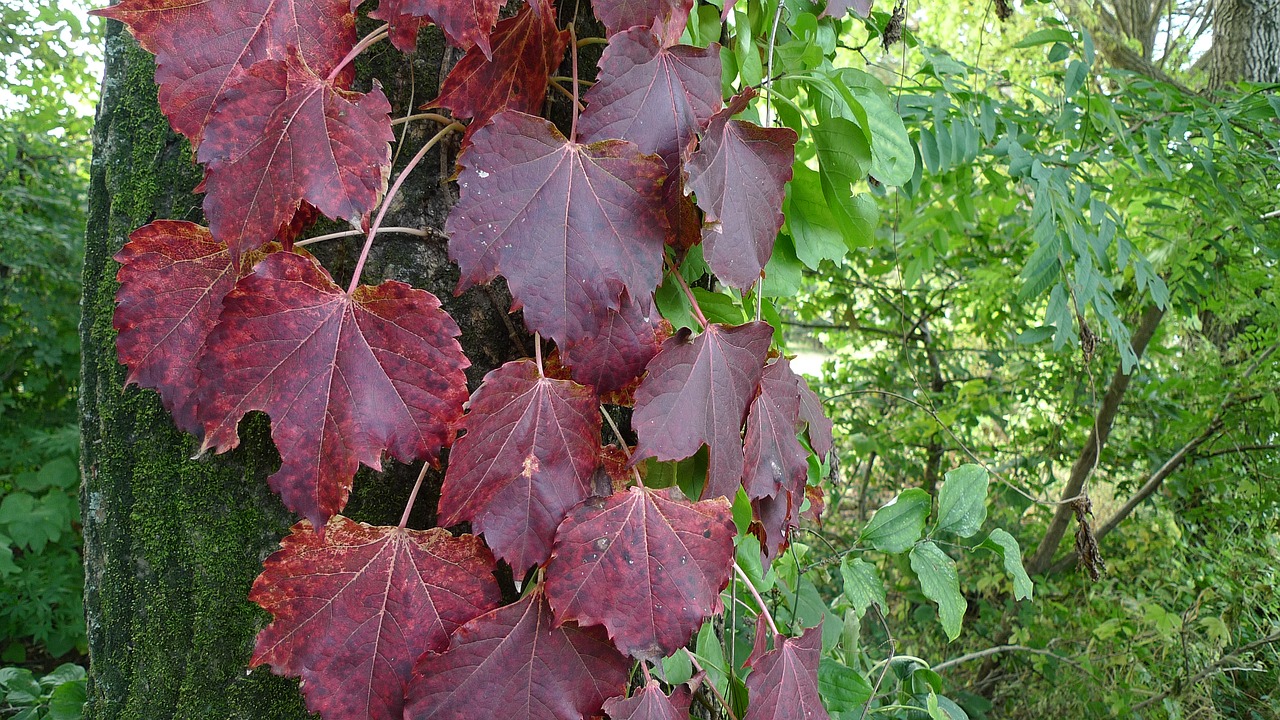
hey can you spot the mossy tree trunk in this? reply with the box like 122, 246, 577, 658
80, 16, 527, 720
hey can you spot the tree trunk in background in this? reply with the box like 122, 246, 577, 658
80, 16, 529, 720
1205, 0, 1280, 89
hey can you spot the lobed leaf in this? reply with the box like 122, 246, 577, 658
591, 0, 695, 43
438, 359, 601, 573
250, 516, 500, 720
743, 356, 810, 500
743, 624, 830, 720
447, 110, 668, 345
632, 322, 774, 500
559, 292, 664, 395
196, 251, 469, 528
602, 678, 693, 720
406, 592, 630, 720
545, 486, 736, 660
368, 0, 502, 57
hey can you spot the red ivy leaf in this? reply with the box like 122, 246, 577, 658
820, 0, 872, 18
632, 322, 773, 499
602, 678, 694, 720
446, 111, 668, 345
744, 624, 830, 720
91, 0, 355, 146
250, 516, 500, 720
406, 592, 630, 720
560, 292, 663, 395
579, 30, 721, 168
742, 356, 809, 500
591, 0, 693, 43
438, 359, 601, 573
685, 89, 797, 289
197, 251, 469, 528
197, 57, 392, 256
368, 0, 501, 56
546, 486, 735, 659
753, 486, 799, 564
794, 371, 833, 462
113, 221, 238, 434
427, 2, 568, 139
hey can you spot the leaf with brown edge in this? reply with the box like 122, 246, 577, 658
446, 110, 668, 346
197, 56, 392, 257
560, 291, 664, 396
603, 678, 694, 720
685, 89, 797, 289
91, 0, 355, 146
795, 371, 833, 462
546, 486, 735, 660
405, 592, 630, 720
753, 485, 799, 565
744, 624, 830, 720
196, 251, 469, 528
632, 322, 773, 499
113, 221, 239, 435
368, 0, 502, 56
250, 516, 500, 720
426, 2, 568, 140
438, 359, 601, 573
743, 356, 810, 500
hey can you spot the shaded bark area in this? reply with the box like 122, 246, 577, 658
80, 17, 523, 720
1205, 0, 1280, 89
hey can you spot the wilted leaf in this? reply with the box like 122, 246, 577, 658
545, 486, 735, 659
438, 359, 601, 573
197, 251, 469, 527
632, 322, 774, 499
250, 516, 500, 720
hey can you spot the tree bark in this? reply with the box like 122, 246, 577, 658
1205, 0, 1280, 89
80, 17, 524, 720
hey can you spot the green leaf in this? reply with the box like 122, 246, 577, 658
1064, 60, 1088, 97
3, 667, 41, 705
860, 488, 930, 553
817, 658, 872, 712
813, 113, 872, 191
1015, 326, 1055, 345
47, 679, 86, 720
1014, 28, 1074, 48
979, 528, 1034, 600
787, 165, 848, 268
762, 234, 804, 296
910, 542, 966, 640
840, 556, 886, 617
694, 621, 729, 697
659, 648, 694, 685
934, 464, 989, 538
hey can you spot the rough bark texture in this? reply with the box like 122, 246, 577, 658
1205, 0, 1280, 90
80, 16, 524, 720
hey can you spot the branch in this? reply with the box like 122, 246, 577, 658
1026, 304, 1166, 574
931, 644, 1082, 673
1132, 630, 1280, 711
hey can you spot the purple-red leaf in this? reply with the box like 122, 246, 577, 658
91, 0, 355, 146
632, 322, 773, 499
438, 359, 601, 573
406, 592, 630, 720
753, 487, 800, 565
744, 624, 830, 720
591, 0, 694, 43
795, 371, 833, 462
560, 292, 663, 395
427, 2, 568, 138
196, 251, 469, 528
820, 0, 872, 18
447, 110, 668, 345
546, 486, 735, 659
197, 56, 392, 257
113, 221, 238, 434
369, 0, 501, 56
579, 30, 721, 166
742, 357, 809, 500
249, 516, 500, 720
685, 89, 797, 289
603, 678, 693, 720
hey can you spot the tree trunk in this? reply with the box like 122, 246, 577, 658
80, 18, 525, 720
1206, 0, 1280, 90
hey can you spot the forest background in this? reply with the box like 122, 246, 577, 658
0, 0, 1277, 717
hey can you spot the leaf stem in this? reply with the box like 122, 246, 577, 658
328, 25, 389, 83
295, 226, 432, 247
733, 561, 780, 637
550, 75, 594, 86
576, 36, 608, 47
390, 111, 455, 127
568, 26, 582, 140
667, 261, 709, 329
346, 122, 462, 294
683, 650, 739, 720
601, 406, 645, 488
534, 332, 545, 376
547, 78, 586, 111
398, 461, 431, 530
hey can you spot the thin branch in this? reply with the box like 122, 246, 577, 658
932, 644, 1083, 672
1133, 631, 1280, 710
